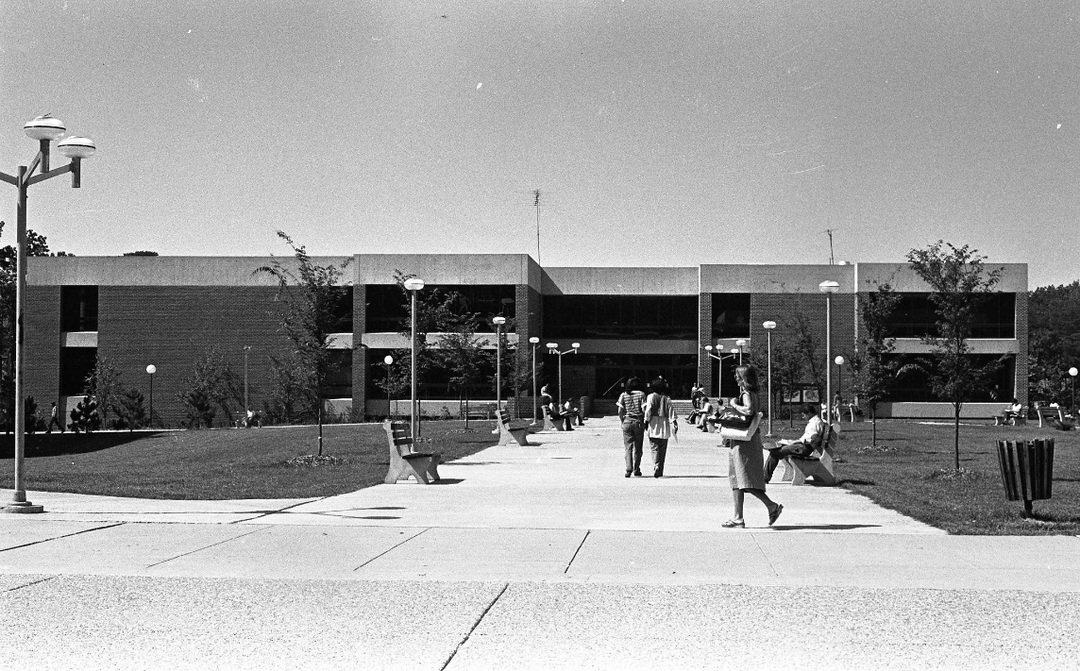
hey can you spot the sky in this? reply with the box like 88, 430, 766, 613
1, 0, 1077, 287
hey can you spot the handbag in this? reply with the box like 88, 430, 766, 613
716, 410, 753, 429
719, 412, 761, 441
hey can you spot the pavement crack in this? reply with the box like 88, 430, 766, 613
749, 532, 780, 576
0, 522, 125, 554
564, 529, 591, 574
353, 527, 429, 571
4, 575, 60, 593
145, 526, 268, 569
441, 582, 509, 670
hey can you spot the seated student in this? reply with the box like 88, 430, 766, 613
763, 404, 828, 482
1002, 398, 1023, 421
697, 396, 715, 432
562, 399, 585, 426
544, 397, 575, 431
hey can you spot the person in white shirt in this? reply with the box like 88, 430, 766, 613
763, 404, 827, 482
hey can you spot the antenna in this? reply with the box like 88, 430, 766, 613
533, 189, 541, 265
825, 228, 837, 265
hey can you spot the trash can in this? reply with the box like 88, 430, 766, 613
579, 396, 592, 418
996, 438, 1054, 518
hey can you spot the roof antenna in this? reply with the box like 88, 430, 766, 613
825, 228, 837, 265
533, 189, 541, 265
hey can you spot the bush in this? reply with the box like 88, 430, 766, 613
68, 396, 102, 433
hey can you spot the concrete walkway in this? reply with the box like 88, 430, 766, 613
2, 417, 1078, 670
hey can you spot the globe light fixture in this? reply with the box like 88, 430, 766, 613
763, 321, 777, 436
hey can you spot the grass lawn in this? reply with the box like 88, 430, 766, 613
806, 418, 1080, 535
0, 421, 498, 500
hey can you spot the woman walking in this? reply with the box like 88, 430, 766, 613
617, 377, 647, 477
722, 364, 783, 528
644, 377, 676, 477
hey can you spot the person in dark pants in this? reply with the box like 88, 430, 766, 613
763, 404, 827, 482
644, 377, 676, 478
617, 377, 646, 477
46, 401, 65, 433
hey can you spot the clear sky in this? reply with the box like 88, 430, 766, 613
1, 0, 1077, 287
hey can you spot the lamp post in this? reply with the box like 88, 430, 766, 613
763, 321, 777, 437
834, 355, 846, 422
546, 342, 579, 405
383, 355, 394, 420
404, 277, 425, 440
1070, 367, 1078, 409
735, 339, 746, 365
1, 116, 95, 514
242, 346, 251, 415
819, 280, 840, 421
703, 345, 740, 399
529, 336, 541, 423
493, 317, 506, 412
146, 365, 156, 429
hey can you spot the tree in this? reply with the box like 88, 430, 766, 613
84, 354, 124, 429
255, 231, 351, 455
391, 272, 457, 432
1027, 281, 1080, 405
438, 308, 489, 428
117, 387, 149, 431
176, 347, 241, 429
771, 324, 807, 428
848, 283, 901, 447
906, 241, 1004, 469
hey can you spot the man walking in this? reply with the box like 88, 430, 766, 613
46, 401, 65, 433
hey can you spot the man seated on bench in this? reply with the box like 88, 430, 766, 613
1001, 398, 1023, 423
763, 403, 827, 482
697, 396, 715, 432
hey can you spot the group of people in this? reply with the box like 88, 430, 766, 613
540, 384, 584, 431
614, 364, 838, 528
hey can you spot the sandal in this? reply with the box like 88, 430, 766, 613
768, 503, 784, 526
721, 519, 745, 528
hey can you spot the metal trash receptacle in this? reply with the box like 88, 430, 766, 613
996, 438, 1054, 518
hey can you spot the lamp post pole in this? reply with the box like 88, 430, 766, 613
493, 317, 506, 412
1070, 367, 1078, 409
529, 336, 541, 423
146, 365, 156, 429
819, 280, 840, 421
735, 339, 746, 366
383, 355, 394, 420
835, 355, 846, 422
763, 321, 776, 437
243, 346, 251, 415
704, 345, 739, 401
404, 278, 425, 440
546, 342, 579, 406
2, 117, 95, 514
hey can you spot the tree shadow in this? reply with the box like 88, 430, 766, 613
1, 431, 163, 458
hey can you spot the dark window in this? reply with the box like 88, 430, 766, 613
543, 296, 698, 340
884, 293, 1015, 339
327, 287, 354, 334
711, 294, 751, 339
59, 348, 97, 396
365, 348, 496, 401
365, 285, 516, 333
886, 353, 1015, 402
60, 286, 98, 332
321, 349, 353, 398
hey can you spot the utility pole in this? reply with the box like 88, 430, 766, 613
533, 189, 541, 265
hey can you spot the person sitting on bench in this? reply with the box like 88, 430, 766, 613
1002, 398, 1023, 423
697, 396, 715, 432
763, 404, 827, 482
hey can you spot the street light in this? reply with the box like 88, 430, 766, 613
1, 116, 95, 514
1069, 367, 1078, 409
819, 280, 840, 421
493, 317, 506, 412
703, 344, 740, 399
547, 342, 579, 405
383, 354, 394, 420
146, 365, 157, 429
528, 336, 541, 423
243, 346, 251, 415
834, 355, 846, 422
763, 321, 776, 437
735, 339, 746, 365
404, 277, 425, 440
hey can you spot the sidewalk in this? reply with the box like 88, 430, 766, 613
2, 416, 1078, 670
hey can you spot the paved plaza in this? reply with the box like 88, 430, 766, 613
2, 417, 1078, 670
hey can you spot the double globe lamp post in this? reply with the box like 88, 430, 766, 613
819, 280, 840, 421
492, 317, 506, 412
546, 342, 579, 406
403, 278, 425, 440
762, 321, 776, 437
2, 116, 95, 514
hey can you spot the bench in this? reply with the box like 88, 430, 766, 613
383, 420, 441, 484
542, 406, 570, 431
1036, 405, 1073, 430
780, 423, 839, 486
994, 410, 1027, 426
497, 409, 531, 446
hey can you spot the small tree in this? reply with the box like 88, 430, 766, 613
117, 387, 149, 431
177, 347, 241, 429
84, 354, 124, 429
439, 309, 489, 428
848, 283, 901, 447
790, 310, 825, 403
907, 241, 1004, 469
68, 395, 101, 433
392, 272, 457, 435
255, 231, 351, 455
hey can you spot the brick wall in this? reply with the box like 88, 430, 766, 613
353, 283, 367, 417
24, 286, 61, 407
697, 292, 712, 392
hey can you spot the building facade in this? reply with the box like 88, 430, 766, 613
25, 254, 1027, 425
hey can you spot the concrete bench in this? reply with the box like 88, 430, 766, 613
497, 409, 531, 446
383, 420, 441, 484
780, 423, 839, 486
1035, 406, 1073, 430
994, 410, 1027, 426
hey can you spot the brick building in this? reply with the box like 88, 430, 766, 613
25, 255, 1027, 425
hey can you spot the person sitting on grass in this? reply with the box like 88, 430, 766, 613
763, 403, 828, 483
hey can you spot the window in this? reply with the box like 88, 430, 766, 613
886, 354, 1015, 402
61, 286, 98, 332
711, 294, 751, 339
884, 293, 1015, 339
544, 296, 698, 339
365, 284, 516, 333
60, 348, 97, 396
